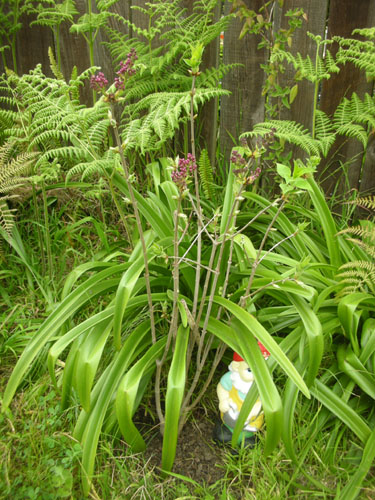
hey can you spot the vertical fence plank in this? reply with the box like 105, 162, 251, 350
219, 0, 266, 163
319, 0, 375, 197
14, 14, 54, 77
273, 0, 328, 133
199, 0, 222, 167
94, 1, 131, 85
60, 0, 90, 79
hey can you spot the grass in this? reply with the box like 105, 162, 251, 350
1, 352, 374, 499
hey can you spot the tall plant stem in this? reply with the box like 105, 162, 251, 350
11, 0, 19, 73
179, 342, 226, 430
181, 187, 245, 416
311, 42, 321, 140
110, 107, 156, 346
155, 201, 181, 427
41, 182, 53, 281
190, 74, 202, 319
54, 27, 61, 74
32, 185, 46, 276
108, 176, 133, 248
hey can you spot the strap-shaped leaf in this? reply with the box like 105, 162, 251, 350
115, 337, 166, 453
231, 317, 282, 455
212, 296, 310, 398
310, 380, 371, 444
73, 321, 113, 412
113, 257, 149, 350
112, 171, 173, 239
338, 292, 375, 355
288, 294, 323, 386
47, 307, 114, 386
337, 346, 375, 400
2, 264, 126, 410
162, 325, 190, 472
337, 425, 375, 500
77, 320, 153, 496
306, 176, 341, 269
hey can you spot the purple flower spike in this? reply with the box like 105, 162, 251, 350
90, 72, 108, 92
230, 150, 246, 167
172, 154, 197, 189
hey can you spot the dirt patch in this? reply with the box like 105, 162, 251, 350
144, 409, 228, 486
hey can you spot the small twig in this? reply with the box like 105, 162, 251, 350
242, 277, 300, 301
178, 213, 217, 265
257, 229, 299, 266
155, 203, 181, 427
241, 198, 287, 307
232, 199, 280, 238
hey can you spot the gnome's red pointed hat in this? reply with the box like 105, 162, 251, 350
233, 341, 270, 361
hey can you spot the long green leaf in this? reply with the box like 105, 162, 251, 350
213, 296, 310, 398
220, 162, 235, 235
115, 338, 166, 453
338, 293, 375, 355
112, 171, 173, 238
73, 321, 113, 412
310, 380, 371, 444
337, 346, 375, 400
288, 294, 323, 386
307, 176, 341, 269
77, 320, 153, 496
47, 307, 115, 386
162, 325, 189, 472
2, 264, 126, 410
337, 425, 375, 500
113, 257, 148, 350
231, 317, 282, 455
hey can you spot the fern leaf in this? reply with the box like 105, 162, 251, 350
198, 149, 214, 200
242, 120, 321, 156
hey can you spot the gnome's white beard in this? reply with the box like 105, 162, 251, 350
229, 370, 253, 395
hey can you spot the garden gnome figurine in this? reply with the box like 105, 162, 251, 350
213, 341, 270, 447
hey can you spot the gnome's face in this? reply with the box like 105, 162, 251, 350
230, 360, 254, 382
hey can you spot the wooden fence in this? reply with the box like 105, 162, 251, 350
2, 0, 375, 197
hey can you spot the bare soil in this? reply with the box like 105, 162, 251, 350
144, 407, 228, 486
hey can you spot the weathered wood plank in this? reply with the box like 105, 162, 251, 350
219, 0, 267, 163
14, 13, 54, 77
199, 0, 221, 167
273, 0, 328, 131
319, 0, 375, 197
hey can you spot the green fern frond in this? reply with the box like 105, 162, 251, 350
0, 200, 16, 236
337, 261, 375, 295
338, 225, 375, 242
0, 142, 37, 237
335, 30, 375, 79
346, 239, 375, 259
333, 93, 375, 147
314, 110, 336, 157
242, 120, 322, 156
272, 46, 339, 83
66, 159, 114, 181
198, 149, 214, 199
123, 88, 229, 153
345, 196, 375, 211
48, 46, 64, 80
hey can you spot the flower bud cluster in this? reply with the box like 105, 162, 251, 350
248, 166, 262, 184
230, 150, 246, 167
115, 48, 138, 90
171, 153, 197, 189
90, 72, 108, 92
259, 127, 277, 147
